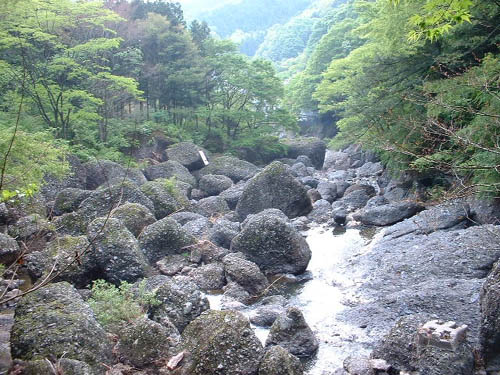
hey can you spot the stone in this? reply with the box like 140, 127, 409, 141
157, 254, 190, 276
149, 275, 209, 332
249, 295, 287, 327
284, 138, 326, 170
416, 320, 468, 351
11, 282, 113, 374
53, 188, 92, 215
323, 150, 351, 171
223, 252, 268, 295
198, 174, 233, 196
110, 202, 156, 237
236, 161, 312, 220
357, 162, 384, 177
13, 358, 94, 375
0, 233, 20, 265
83, 160, 146, 190
140, 180, 190, 219
480, 258, 500, 366
170, 212, 205, 226
221, 281, 252, 306
8, 214, 53, 241
195, 196, 230, 217
219, 182, 247, 209
207, 219, 240, 249
343, 356, 374, 375
231, 211, 311, 275
116, 316, 179, 368
52, 212, 88, 236
289, 162, 310, 178
87, 217, 149, 284
258, 345, 303, 375
307, 199, 332, 224
41, 154, 87, 201
183, 217, 211, 238
189, 263, 226, 291
353, 201, 421, 226
165, 142, 210, 171
143, 160, 196, 187
266, 307, 318, 358
317, 181, 338, 203
180, 310, 264, 375
138, 217, 196, 263
198, 156, 259, 182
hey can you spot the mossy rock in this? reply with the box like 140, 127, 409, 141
198, 156, 259, 183
111, 202, 156, 237
14, 358, 94, 375
258, 346, 303, 375
54, 188, 92, 216
143, 160, 196, 187
140, 180, 190, 220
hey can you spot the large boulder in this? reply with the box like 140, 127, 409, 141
189, 263, 226, 291
11, 282, 113, 374
259, 346, 303, 375
13, 358, 93, 375
207, 219, 240, 249
83, 160, 146, 190
87, 218, 149, 284
77, 180, 154, 223
198, 156, 259, 182
265, 307, 318, 358
236, 161, 312, 220
231, 211, 311, 275
143, 160, 196, 187
116, 316, 179, 368
198, 174, 233, 196
480, 259, 500, 366
138, 217, 196, 263
283, 138, 326, 170
223, 252, 269, 295
0, 233, 20, 265
165, 142, 210, 171
322, 150, 352, 171
195, 196, 230, 217
53, 188, 92, 216
219, 182, 247, 209
110, 202, 156, 237
140, 180, 190, 219
41, 154, 87, 201
317, 181, 338, 203
353, 201, 422, 226
180, 310, 264, 375
149, 275, 209, 332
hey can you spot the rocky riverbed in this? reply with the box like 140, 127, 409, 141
0, 138, 499, 375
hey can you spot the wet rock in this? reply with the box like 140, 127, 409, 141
116, 316, 179, 368
249, 295, 287, 327
343, 356, 374, 375
236, 161, 312, 220
480, 258, 500, 366
365, 195, 389, 208
222, 281, 252, 306
332, 207, 348, 226
157, 254, 190, 276
53, 188, 92, 215
199, 156, 259, 182
0, 233, 20, 265
266, 307, 318, 358
290, 216, 311, 231
138, 217, 196, 263
284, 138, 326, 170
180, 310, 264, 375
88, 218, 149, 284
241, 209, 289, 227
83, 160, 146, 190
307, 199, 332, 224
143, 160, 196, 187
207, 219, 240, 249
231, 211, 311, 275
353, 201, 421, 226
11, 282, 113, 374
195, 196, 230, 217
165, 142, 210, 171
357, 162, 384, 177
317, 181, 338, 203
259, 345, 303, 375
189, 263, 226, 291
141, 180, 190, 219
110, 202, 156, 237
149, 275, 209, 332
199, 174, 233, 196
78, 180, 154, 223
223, 252, 268, 295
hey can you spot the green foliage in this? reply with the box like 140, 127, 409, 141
230, 133, 289, 164
161, 177, 179, 196
88, 279, 159, 333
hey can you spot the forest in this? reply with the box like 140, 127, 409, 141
0, 0, 499, 200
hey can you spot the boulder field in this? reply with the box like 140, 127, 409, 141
1, 139, 499, 375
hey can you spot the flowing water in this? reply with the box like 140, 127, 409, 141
207, 224, 380, 374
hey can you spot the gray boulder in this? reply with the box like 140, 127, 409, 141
289, 162, 310, 178
353, 201, 421, 226
110, 202, 156, 237
307, 199, 332, 224
8, 214, 53, 242
11, 282, 113, 374
83, 160, 146, 190
0, 233, 20, 265
53, 188, 92, 215
198, 156, 259, 182
170, 212, 205, 226
149, 275, 209, 332
357, 161, 384, 177
284, 138, 326, 170
41, 154, 87, 201
156, 254, 189, 276
220, 182, 247, 209
223, 252, 269, 295
165, 142, 210, 171
480, 259, 500, 366
140, 180, 190, 219
183, 217, 212, 238
13, 358, 93, 375
231, 211, 311, 275
323, 150, 351, 171
195, 196, 230, 217
207, 219, 240, 249
249, 295, 287, 327
88, 218, 149, 284
189, 263, 226, 291
52, 212, 88, 236
296, 155, 313, 167
138, 217, 196, 263
236, 161, 312, 220
317, 181, 338, 203
340, 189, 372, 211
116, 316, 179, 368
259, 345, 303, 375
143, 160, 196, 187
180, 310, 264, 375
265, 307, 318, 358
199, 174, 233, 196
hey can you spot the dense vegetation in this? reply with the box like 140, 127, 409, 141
0, 0, 295, 198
